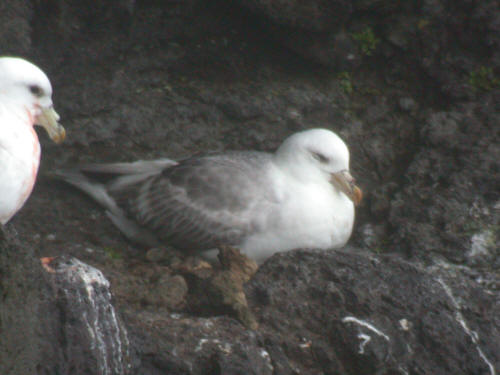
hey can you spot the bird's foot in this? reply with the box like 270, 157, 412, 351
217, 245, 258, 283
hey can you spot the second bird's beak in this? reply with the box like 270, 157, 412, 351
330, 170, 363, 206
36, 106, 65, 144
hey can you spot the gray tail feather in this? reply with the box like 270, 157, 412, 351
53, 169, 160, 247
52, 158, 177, 204
53, 169, 120, 212
79, 158, 177, 175
64, 158, 177, 192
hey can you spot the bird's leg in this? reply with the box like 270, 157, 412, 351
217, 244, 258, 283
209, 244, 259, 329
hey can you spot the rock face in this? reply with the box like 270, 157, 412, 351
0, 230, 130, 375
236, 0, 354, 31
0, 228, 55, 375
43, 256, 130, 375
0, 0, 498, 374
2, 232, 498, 374
247, 250, 499, 374
389, 102, 500, 264
0, 0, 32, 54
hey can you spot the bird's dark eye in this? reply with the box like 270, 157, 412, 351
312, 152, 330, 163
29, 84, 43, 97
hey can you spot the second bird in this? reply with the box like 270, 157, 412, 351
57, 128, 361, 263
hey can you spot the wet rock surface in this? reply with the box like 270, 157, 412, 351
0, 227, 55, 375
0, 230, 130, 375
246, 249, 499, 374
42, 256, 131, 375
1, 0, 499, 374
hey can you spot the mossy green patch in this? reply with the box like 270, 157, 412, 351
352, 27, 380, 56
468, 66, 500, 92
337, 71, 353, 95
103, 246, 123, 260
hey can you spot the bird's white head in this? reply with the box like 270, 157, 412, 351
0, 56, 65, 143
275, 128, 362, 205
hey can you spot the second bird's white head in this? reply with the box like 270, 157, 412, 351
0, 56, 65, 143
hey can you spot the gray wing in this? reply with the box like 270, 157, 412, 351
108, 152, 277, 251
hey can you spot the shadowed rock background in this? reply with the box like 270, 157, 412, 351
0, 0, 498, 374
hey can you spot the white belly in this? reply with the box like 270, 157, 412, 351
0, 111, 40, 224
240, 180, 355, 263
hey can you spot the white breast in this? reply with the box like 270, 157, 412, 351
240, 165, 355, 263
0, 108, 41, 224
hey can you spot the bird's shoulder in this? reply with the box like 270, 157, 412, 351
155, 151, 273, 208
111, 151, 274, 213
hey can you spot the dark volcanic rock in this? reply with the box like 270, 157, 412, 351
246, 249, 500, 375
2, 233, 499, 374
235, 0, 353, 31
0, 231, 130, 375
0, 0, 33, 55
0, 227, 57, 375
125, 312, 273, 375
43, 256, 131, 375
104, 248, 500, 374
235, 0, 500, 99
389, 99, 500, 263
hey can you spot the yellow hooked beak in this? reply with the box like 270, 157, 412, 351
36, 107, 65, 144
330, 170, 363, 206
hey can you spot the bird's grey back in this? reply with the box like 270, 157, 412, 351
110, 151, 275, 250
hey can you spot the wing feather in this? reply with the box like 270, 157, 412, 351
110, 152, 276, 250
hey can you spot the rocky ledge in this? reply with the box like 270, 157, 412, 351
1, 230, 498, 374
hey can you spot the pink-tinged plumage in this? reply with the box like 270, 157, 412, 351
0, 57, 65, 225
15, 119, 41, 215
